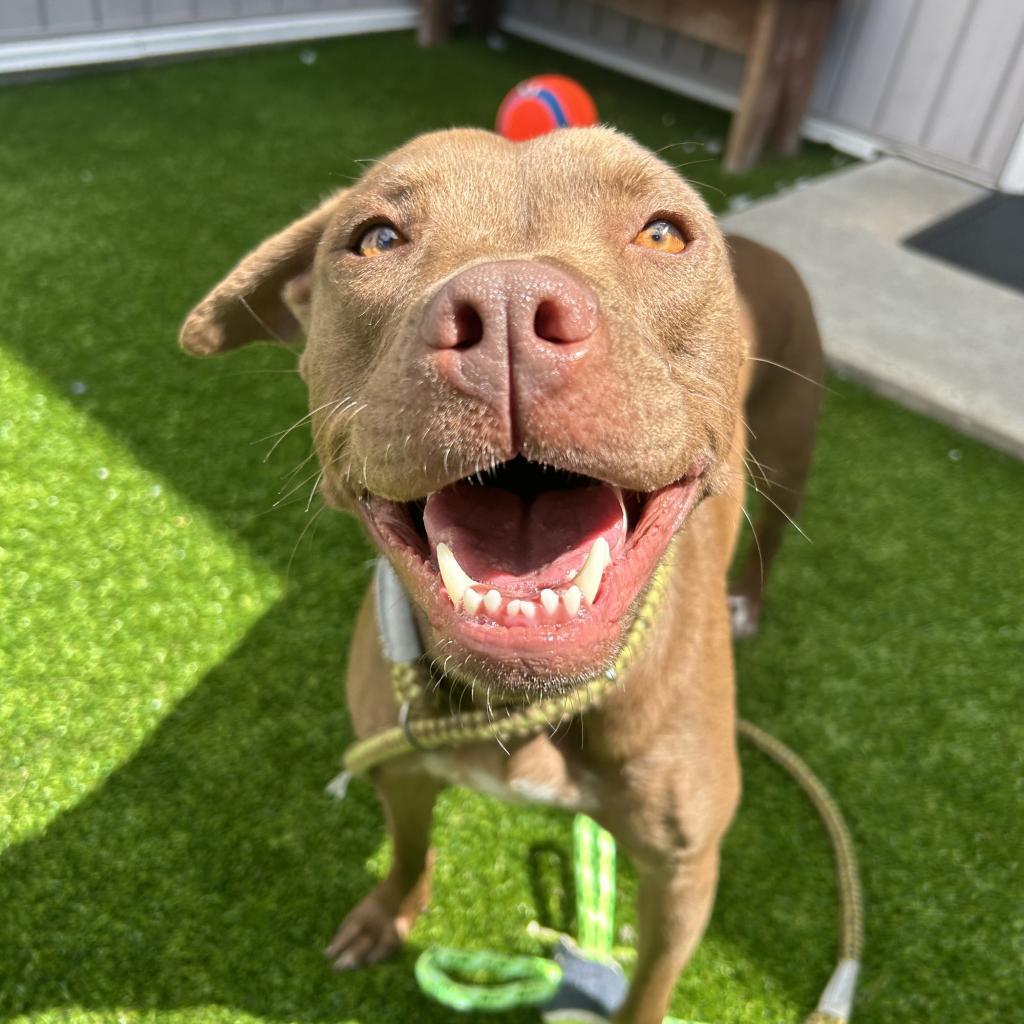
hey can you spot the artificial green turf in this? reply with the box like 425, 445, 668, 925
0, 28, 1021, 1024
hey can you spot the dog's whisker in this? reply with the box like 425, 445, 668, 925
737, 500, 766, 587
259, 397, 346, 460
687, 388, 757, 441
238, 294, 290, 346
274, 449, 342, 508
222, 367, 303, 378
305, 469, 324, 512
746, 356, 834, 394
746, 482, 812, 543
277, 446, 320, 491
286, 500, 327, 579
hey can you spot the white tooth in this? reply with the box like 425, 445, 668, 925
575, 537, 610, 607
436, 542, 478, 607
613, 486, 628, 534
540, 589, 559, 617
463, 588, 483, 615
507, 599, 521, 617
484, 589, 502, 616
562, 585, 582, 618
519, 600, 536, 621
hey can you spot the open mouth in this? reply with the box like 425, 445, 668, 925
359, 456, 704, 680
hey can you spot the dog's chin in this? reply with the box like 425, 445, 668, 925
356, 456, 705, 694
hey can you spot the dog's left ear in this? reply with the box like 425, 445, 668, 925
180, 192, 343, 357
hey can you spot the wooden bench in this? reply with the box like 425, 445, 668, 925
418, 0, 837, 172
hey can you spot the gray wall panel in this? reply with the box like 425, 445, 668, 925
972, 36, 1024, 177
591, 6, 629, 48
44, 0, 99, 33
827, 0, 917, 129
560, 0, 598, 37
0, 1, 45, 40
923, 1, 1024, 175
704, 46, 743, 93
872, 0, 970, 144
148, 1, 201, 23
97, 0, 149, 30
810, 0, 866, 112
235, 0, 280, 15
192, 0, 237, 19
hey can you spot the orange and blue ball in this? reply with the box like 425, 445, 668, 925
495, 75, 598, 141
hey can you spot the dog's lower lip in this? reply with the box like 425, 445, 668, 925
358, 463, 704, 676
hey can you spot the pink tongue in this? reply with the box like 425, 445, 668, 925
423, 482, 625, 593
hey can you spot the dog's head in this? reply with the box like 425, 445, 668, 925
182, 126, 744, 690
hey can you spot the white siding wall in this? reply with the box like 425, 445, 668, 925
1, 0, 1022, 189
0, 0, 405, 40
0, 0, 417, 74
811, 0, 1024, 187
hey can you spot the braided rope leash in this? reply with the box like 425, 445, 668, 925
342, 555, 670, 777
332, 558, 863, 1023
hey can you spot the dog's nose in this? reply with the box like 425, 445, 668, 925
422, 260, 601, 408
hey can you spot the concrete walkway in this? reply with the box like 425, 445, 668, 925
723, 158, 1024, 460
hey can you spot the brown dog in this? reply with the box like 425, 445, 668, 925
180, 126, 823, 1024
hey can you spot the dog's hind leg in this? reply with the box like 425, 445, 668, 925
728, 241, 825, 638
325, 767, 442, 971
729, 367, 821, 638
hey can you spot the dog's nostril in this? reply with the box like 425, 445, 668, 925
534, 300, 575, 345
452, 303, 485, 349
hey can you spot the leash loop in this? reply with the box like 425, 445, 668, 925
415, 947, 563, 1012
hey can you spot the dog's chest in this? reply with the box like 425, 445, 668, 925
420, 742, 601, 812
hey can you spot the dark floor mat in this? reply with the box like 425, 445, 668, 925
905, 192, 1024, 294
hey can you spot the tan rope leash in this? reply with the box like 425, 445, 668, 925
335, 557, 863, 1023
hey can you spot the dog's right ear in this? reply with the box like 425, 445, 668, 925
179, 192, 343, 357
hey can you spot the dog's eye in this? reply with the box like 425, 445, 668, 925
355, 223, 407, 258
633, 219, 686, 254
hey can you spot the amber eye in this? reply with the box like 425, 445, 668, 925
633, 219, 687, 253
355, 222, 406, 257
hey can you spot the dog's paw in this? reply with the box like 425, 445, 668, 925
324, 882, 424, 971
727, 593, 761, 639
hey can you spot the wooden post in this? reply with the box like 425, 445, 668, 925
723, 0, 791, 173
470, 0, 502, 37
418, 0, 453, 47
770, 0, 837, 156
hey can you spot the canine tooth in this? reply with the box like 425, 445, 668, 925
519, 600, 536, 621
540, 589, 559, 617
436, 542, 478, 607
507, 599, 521, 617
484, 589, 502, 616
576, 537, 610, 606
562, 585, 582, 618
463, 588, 483, 615
613, 486, 628, 533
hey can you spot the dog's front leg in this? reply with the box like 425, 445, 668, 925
326, 766, 442, 970
614, 847, 720, 1024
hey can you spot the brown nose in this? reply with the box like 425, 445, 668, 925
422, 260, 601, 411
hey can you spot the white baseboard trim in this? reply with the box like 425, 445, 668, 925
503, 14, 884, 164
998, 120, 1024, 194
0, 6, 418, 75
802, 117, 882, 162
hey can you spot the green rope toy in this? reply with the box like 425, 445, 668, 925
329, 556, 863, 1024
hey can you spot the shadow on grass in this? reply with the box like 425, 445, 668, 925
0, 585, 495, 1024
